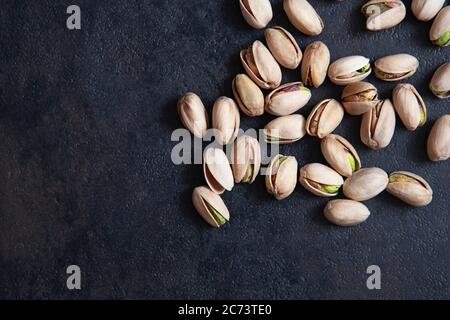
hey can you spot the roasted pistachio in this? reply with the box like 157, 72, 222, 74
361, 99, 396, 150
361, 0, 406, 31
265, 26, 302, 70
328, 56, 372, 86
231, 135, 261, 184
306, 99, 344, 138
387, 172, 433, 207
283, 0, 324, 36
412, 0, 445, 22
374, 54, 419, 82
232, 74, 264, 117
212, 97, 240, 145
192, 186, 230, 228
203, 148, 234, 194
265, 82, 312, 116
264, 115, 307, 144
265, 155, 298, 200
430, 61, 450, 99
177, 93, 209, 138
321, 134, 361, 178
392, 84, 427, 131
428, 115, 450, 162
299, 163, 344, 197
342, 82, 379, 116
239, 0, 273, 29
430, 6, 450, 46
343, 168, 388, 201
301, 41, 330, 88
324, 200, 371, 227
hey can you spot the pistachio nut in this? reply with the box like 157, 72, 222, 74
301, 41, 330, 89
361, 0, 406, 31
239, 0, 273, 29
240, 40, 282, 89
328, 56, 372, 86
265, 26, 302, 70
264, 114, 307, 144
177, 92, 209, 138
342, 82, 379, 116
265, 82, 312, 116
232, 74, 264, 117
428, 115, 450, 162
265, 155, 298, 200
387, 172, 433, 207
343, 167, 389, 201
231, 135, 261, 184
283, 0, 324, 36
203, 148, 234, 194
430, 6, 450, 46
321, 134, 362, 178
192, 186, 230, 228
324, 200, 371, 227
374, 54, 419, 82
392, 83, 427, 131
430, 61, 450, 99
212, 97, 240, 145
360, 99, 396, 150
412, 0, 445, 22
299, 163, 344, 197
306, 99, 344, 139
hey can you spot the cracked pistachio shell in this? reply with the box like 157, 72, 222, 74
343, 168, 388, 201
321, 134, 361, 178
374, 54, 419, 82
239, 0, 273, 29
212, 97, 240, 145
240, 40, 282, 89
299, 163, 344, 197
265, 26, 302, 70
362, 0, 406, 31
301, 41, 330, 88
361, 99, 396, 150
203, 148, 234, 194
392, 84, 427, 131
342, 82, 379, 116
387, 172, 433, 207
193, 186, 230, 228
264, 114, 306, 144
412, 0, 445, 21
265, 155, 298, 200
328, 56, 372, 86
428, 115, 450, 161
283, 0, 324, 36
430, 61, 450, 99
232, 74, 264, 117
306, 99, 344, 138
177, 93, 209, 138
324, 200, 371, 227
231, 135, 261, 184
265, 82, 312, 116
430, 6, 450, 46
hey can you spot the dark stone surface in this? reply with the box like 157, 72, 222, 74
0, 0, 449, 299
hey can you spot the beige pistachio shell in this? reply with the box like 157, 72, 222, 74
428, 115, 450, 161
392, 84, 427, 131
232, 74, 264, 117
265, 26, 302, 70
264, 114, 307, 144
212, 97, 240, 145
177, 93, 209, 138
306, 99, 344, 139
430, 6, 450, 46
265, 155, 298, 200
342, 82, 379, 116
203, 148, 234, 194
412, 0, 445, 21
387, 171, 433, 207
231, 135, 261, 184
301, 41, 330, 88
321, 134, 361, 178
361, 99, 396, 150
324, 200, 371, 227
283, 0, 324, 36
430, 61, 450, 99
192, 186, 230, 228
343, 167, 388, 201
299, 163, 344, 197
239, 0, 273, 29
362, 0, 406, 31
374, 54, 419, 82
265, 82, 312, 116
328, 56, 372, 86
240, 40, 282, 89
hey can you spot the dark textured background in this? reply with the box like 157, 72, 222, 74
0, 0, 449, 300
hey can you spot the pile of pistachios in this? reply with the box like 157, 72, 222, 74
178, 0, 450, 228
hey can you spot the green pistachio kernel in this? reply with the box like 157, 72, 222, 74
356, 63, 371, 75
205, 201, 227, 226
347, 153, 356, 172
320, 185, 342, 194
299, 86, 311, 92
434, 31, 450, 47
242, 164, 254, 183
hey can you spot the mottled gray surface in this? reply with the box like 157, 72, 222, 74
0, 0, 449, 300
